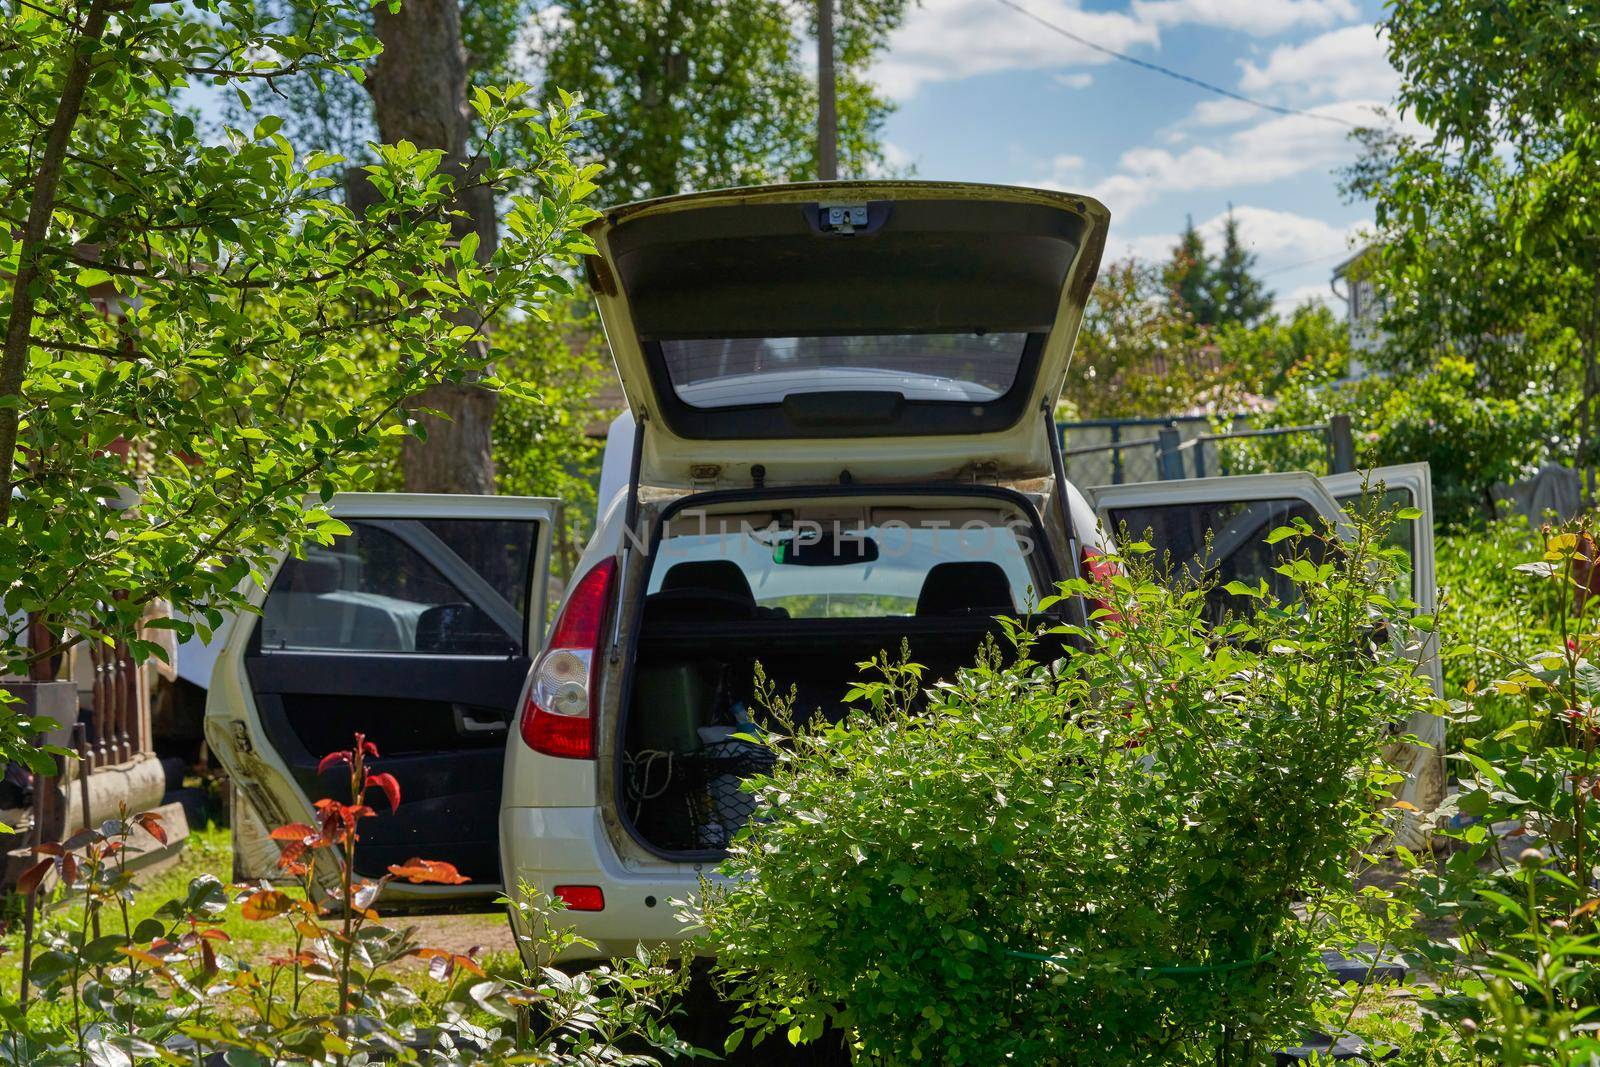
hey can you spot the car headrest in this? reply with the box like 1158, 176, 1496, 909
286, 552, 341, 595
915, 561, 1015, 617
659, 560, 756, 603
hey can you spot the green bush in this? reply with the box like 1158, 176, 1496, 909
697, 519, 1437, 1064
1395, 521, 1600, 1064
1221, 356, 1561, 527
1435, 514, 1565, 745
5, 734, 695, 1064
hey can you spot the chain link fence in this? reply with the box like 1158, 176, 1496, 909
1059, 414, 1355, 486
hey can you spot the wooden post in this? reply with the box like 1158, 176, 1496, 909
1157, 425, 1185, 481
1329, 414, 1356, 474
817, 0, 838, 181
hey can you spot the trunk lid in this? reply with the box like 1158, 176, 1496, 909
585, 181, 1109, 489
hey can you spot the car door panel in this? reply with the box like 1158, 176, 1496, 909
1089, 469, 1445, 830
206, 493, 557, 896
1088, 473, 1352, 625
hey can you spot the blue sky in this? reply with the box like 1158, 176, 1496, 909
870, 0, 1401, 310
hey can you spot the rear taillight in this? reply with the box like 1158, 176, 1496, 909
553, 884, 605, 911
520, 557, 617, 760
1080, 545, 1122, 623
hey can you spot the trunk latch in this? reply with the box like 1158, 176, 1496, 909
818, 203, 869, 235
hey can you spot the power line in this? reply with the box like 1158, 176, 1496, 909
990, 0, 1365, 130
1259, 248, 1357, 277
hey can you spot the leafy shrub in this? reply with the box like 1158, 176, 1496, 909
1396, 522, 1600, 1064
1435, 514, 1564, 744
1221, 356, 1561, 526
5, 734, 693, 1064
697, 518, 1437, 1064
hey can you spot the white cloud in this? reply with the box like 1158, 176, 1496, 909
1132, 0, 1358, 36
870, 0, 1158, 99
1117, 206, 1354, 263
1039, 153, 1087, 183
1052, 99, 1385, 216
1185, 98, 1262, 128
869, 0, 1376, 99
1053, 71, 1094, 90
1238, 24, 1399, 102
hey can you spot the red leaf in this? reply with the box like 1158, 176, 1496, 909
241, 890, 296, 921
134, 811, 168, 846
269, 823, 316, 842
276, 841, 309, 870
317, 751, 351, 776
17, 858, 53, 895
366, 772, 401, 813
386, 858, 469, 885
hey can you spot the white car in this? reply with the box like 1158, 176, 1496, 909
204, 181, 1443, 960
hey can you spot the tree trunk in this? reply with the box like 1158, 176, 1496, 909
0, 0, 114, 523
368, 0, 500, 495
816, 0, 838, 181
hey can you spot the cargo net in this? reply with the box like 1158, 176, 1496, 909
625, 740, 775, 852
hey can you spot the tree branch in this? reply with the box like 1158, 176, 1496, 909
0, 0, 115, 526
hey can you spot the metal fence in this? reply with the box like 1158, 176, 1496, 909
1058, 413, 1355, 486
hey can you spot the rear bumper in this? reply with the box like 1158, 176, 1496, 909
498, 805, 700, 961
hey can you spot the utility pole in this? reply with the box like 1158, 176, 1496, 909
817, 0, 838, 180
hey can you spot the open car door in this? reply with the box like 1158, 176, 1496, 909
205, 493, 557, 899
1089, 468, 1445, 826
1087, 472, 1354, 626
1320, 463, 1446, 821
1319, 463, 1439, 687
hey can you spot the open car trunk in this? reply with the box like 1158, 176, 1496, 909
615, 493, 1061, 857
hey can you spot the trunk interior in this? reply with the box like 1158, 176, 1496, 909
616, 495, 1061, 856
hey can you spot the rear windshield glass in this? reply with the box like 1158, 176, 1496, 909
657, 332, 1029, 410
646, 517, 1039, 619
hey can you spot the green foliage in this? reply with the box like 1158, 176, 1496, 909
3, 738, 693, 1064
1211, 211, 1272, 328
1223, 356, 1560, 525
1211, 301, 1348, 398
0, 0, 601, 680
1067, 259, 1344, 420
491, 301, 616, 571
1162, 217, 1218, 327
1159, 212, 1271, 331
1344, 0, 1600, 475
1393, 522, 1600, 1064
1435, 516, 1564, 746
536, 0, 909, 202
697, 519, 1433, 1064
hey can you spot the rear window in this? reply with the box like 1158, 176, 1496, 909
658, 332, 1029, 410
645, 517, 1040, 619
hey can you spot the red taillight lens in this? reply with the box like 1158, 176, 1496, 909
553, 884, 605, 911
521, 557, 617, 760
1080, 546, 1122, 623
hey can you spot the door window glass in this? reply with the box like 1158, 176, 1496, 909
1106, 497, 1330, 623
260, 518, 535, 654
1335, 486, 1418, 599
